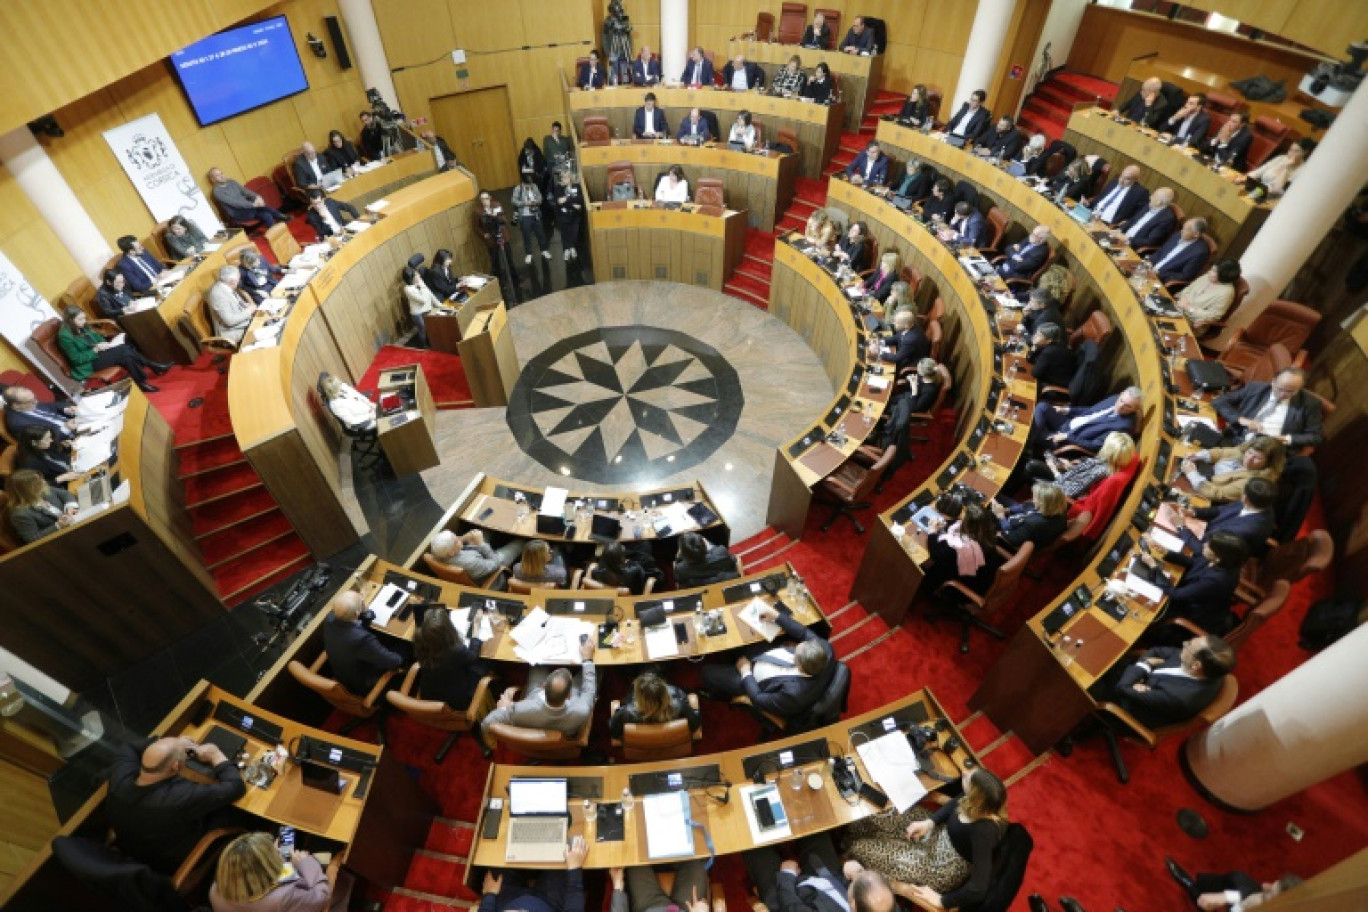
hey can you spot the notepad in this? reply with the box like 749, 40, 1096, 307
643, 791, 695, 859
856, 732, 927, 812
1123, 572, 1165, 605
1147, 527, 1186, 554
645, 624, 680, 660
738, 599, 782, 641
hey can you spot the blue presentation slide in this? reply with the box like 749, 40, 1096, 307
173, 16, 310, 125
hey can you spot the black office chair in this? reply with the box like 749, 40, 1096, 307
316, 372, 382, 469
732, 660, 850, 735
702, 110, 722, 144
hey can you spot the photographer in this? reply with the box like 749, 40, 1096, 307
476, 191, 522, 301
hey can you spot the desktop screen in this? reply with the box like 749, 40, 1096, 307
171, 16, 310, 126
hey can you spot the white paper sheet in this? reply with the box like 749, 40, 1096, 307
642, 791, 694, 859
277, 271, 313, 290
866, 375, 889, 391
124, 297, 160, 314
644, 624, 680, 659
365, 199, 390, 213
71, 441, 112, 473
1148, 527, 1187, 554
366, 583, 409, 625
738, 783, 792, 843
1123, 572, 1165, 605
738, 598, 781, 641
450, 607, 496, 642
510, 606, 551, 648
344, 220, 370, 233
855, 731, 927, 812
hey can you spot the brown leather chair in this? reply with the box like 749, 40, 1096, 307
1070, 310, 1113, 348
580, 564, 656, 595
265, 223, 302, 265
53, 826, 246, 910
979, 207, 1010, 257
1239, 530, 1333, 604
509, 577, 560, 594
421, 551, 506, 590
247, 175, 286, 212
695, 178, 725, 208
926, 317, 943, 361
609, 693, 703, 761
776, 127, 799, 155
177, 291, 239, 355
1221, 579, 1294, 652
899, 264, 923, 300
583, 116, 611, 145
211, 191, 264, 236
288, 652, 397, 743
60, 276, 100, 321
1095, 673, 1238, 783
386, 663, 497, 762
856, 233, 878, 280
931, 543, 1034, 653
817, 445, 897, 533
32, 317, 126, 388
754, 11, 774, 41
1248, 116, 1291, 169
1205, 92, 1239, 115
146, 223, 173, 263
280, 152, 308, 204
487, 713, 593, 762
1240, 341, 1293, 386
1042, 151, 1066, 179
817, 9, 840, 42
1216, 300, 1320, 382
925, 86, 944, 123
777, 3, 808, 45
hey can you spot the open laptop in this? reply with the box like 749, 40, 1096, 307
320, 169, 345, 190
589, 513, 622, 543
505, 778, 569, 863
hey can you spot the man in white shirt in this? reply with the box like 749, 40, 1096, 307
1214, 367, 1323, 449
1091, 165, 1149, 225
724, 54, 764, 91
1164, 859, 1301, 912
206, 265, 256, 346
1100, 635, 1235, 728
292, 142, 327, 190
698, 605, 834, 721
481, 637, 596, 738
1110, 187, 1176, 250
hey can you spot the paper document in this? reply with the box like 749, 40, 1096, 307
125, 297, 160, 314
345, 220, 371, 233
365, 199, 390, 213
450, 607, 496, 642
511, 606, 551, 649
645, 624, 680, 659
1147, 527, 1187, 554
108, 333, 127, 347
203, 242, 222, 252
855, 731, 927, 812
642, 791, 695, 859
514, 615, 594, 665
1123, 572, 1164, 605
367, 583, 410, 625
738, 783, 792, 843
866, 375, 889, 391
160, 268, 187, 285
995, 293, 1023, 309
304, 243, 333, 257
738, 598, 781, 641
462, 275, 489, 288
540, 486, 569, 518
71, 442, 112, 474
289, 253, 320, 270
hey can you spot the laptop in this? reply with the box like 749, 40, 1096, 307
505, 778, 569, 863
536, 514, 569, 537
589, 513, 622, 543
77, 472, 112, 511
321, 169, 345, 190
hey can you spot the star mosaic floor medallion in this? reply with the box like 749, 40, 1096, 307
507, 326, 744, 484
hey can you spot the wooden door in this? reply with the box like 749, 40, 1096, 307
991, 0, 1053, 117
431, 87, 519, 191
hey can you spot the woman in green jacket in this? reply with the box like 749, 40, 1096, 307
56, 307, 167, 392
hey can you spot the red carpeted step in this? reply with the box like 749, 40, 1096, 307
734, 527, 779, 552
786, 197, 819, 220
404, 851, 479, 903
736, 258, 772, 283
197, 509, 294, 568
213, 536, 311, 605
358, 345, 473, 409
744, 229, 777, 261
388, 890, 474, 912
189, 486, 281, 538
182, 461, 263, 507
723, 274, 770, 309
830, 612, 891, 656
425, 819, 476, 857
875, 90, 904, 103
838, 130, 866, 150
737, 531, 790, 564
1027, 94, 1075, 124
176, 435, 247, 477
778, 213, 807, 234
1054, 71, 1120, 105
794, 177, 828, 206
1033, 85, 1080, 112
1018, 114, 1064, 145
978, 733, 1041, 784
825, 602, 866, 636
744, 541, 800, 574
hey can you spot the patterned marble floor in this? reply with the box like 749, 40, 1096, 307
413, 282, 835, 540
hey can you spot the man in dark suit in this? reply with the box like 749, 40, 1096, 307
631, 45, 662, 85
1097, 634, 1236, 729
421, 130, 460, 171
577, 50, 606, 89
1111, 187, 1177, 250
844, 141, 888, 187
116, 235, 173, 294
800, 12, 833, 50
840, 17, 876, 54
880, 310, 930, 375
1088, 164, 1150, 226
304, 189, 361, 240
1164, 860, 1302, 912
997, 225, 1052, 280
722, 54, 765, 91
291, 141, 329, 190
1017, 288, 1063, 336
1161, 93, 1211, 148
1214, 368, 1324, 449
1029, 386, 1143, 454
945, 90, 993, 146
1027, 323, 1076, 389
3, 385, 76, 445
322, 591, 404, 696
938, 201, 985, 247
1119, 77, 1174, 128
1147, 218, 1210, 284
1143, 532, 1248, 633
632, 93, 670, 138
1164, 477, 1277, 559
681, 47, 715, 87
974, 116, 1025, 160
1205, 111, 1254, 172
746, 833, 895, 912
676, 107, 712, 143
359, 111, 385, 160
699, 605, 834, 721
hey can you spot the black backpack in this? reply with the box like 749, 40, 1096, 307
1298, 596, 1365, 652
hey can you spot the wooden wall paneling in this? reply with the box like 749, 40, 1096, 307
0, 758, 60, 904
1282, 0, 1368, 58
990, 0, 1051, 116
217, 98, 310, 185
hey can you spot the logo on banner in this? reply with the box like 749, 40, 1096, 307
122, 132, 178, 189
103, 113, 224, 233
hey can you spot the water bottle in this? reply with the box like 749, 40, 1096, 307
695, 605, 705, 637
621, 786, 635, 812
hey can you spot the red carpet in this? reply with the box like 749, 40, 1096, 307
1019, 71, 1120, 144
357, 345, 474, 409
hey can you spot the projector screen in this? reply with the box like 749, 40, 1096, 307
171, 16, 310, 126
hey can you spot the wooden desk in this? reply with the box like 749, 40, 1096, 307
363, 558, 829, 664
119, 233, 246, 365
565, 83, 845, 181
579, 141, 797, 231
728, 38, 884, 133
1121, 60, 1328, 141
469, 688, 975, 870
426, 274, 502, 355
1062, 108, 1271, 258
588, 202, 746, 289
458, 297, 519, 408
332, 149, 439, 209
377, 364, 439, 476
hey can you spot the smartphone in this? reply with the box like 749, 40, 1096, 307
858, 783, 890, 809
478, 507, 494, 521
278, 825, 296, 860
673, 621, 690, 645
579, 633, 590, 645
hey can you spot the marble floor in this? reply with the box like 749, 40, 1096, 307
406, 283, 836, 541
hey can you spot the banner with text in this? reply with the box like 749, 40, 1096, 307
103, 114, 225, 235
0, 251, 74, 390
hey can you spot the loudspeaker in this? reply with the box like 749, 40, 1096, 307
324, 16, 353, 70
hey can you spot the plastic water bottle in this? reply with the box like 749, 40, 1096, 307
621, 786, 635, 812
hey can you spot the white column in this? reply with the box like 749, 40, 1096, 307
338, 0, 400, 111
952, 0, 1021, 115
661, 0, 689, 88
1225, 84, 1368, 339
1184, 623, 1368, 812
0, 126, 111, 280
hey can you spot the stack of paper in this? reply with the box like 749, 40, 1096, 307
1123, 571, 1164, 604
1147, 526, 1186, 554
345, 220, 371, 233
855, 731, 927, 811
511, 607, 593, 664
365, 199, 390, 213
278, 270, 314, 291
645, 624, 680, 660
125, 298, 160, 314
1177, 415, 1218, 433
738, 599, 781, 641
540, 486, 569, 518
866, 375, 890, 391
450, 607, 496, 642
203, 242, 223, 253
643, 791, 695, 859
462, 275, 489, 288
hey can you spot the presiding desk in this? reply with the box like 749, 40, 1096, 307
331, 149, 438, 209
727, 37, 884, 133
376, 364, 439, 475
469, 688, 976, 870
579, 141, 798, 231
1119, 59, 1328, 141
588, 200, 747, 289
565, 81, 845, 180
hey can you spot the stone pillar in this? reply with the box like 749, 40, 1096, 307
337, 0, 400, 111
0, 126, 111, 280
952, 0, 1021, 115
1184, 622, 1368, 812
1224, 84, 1368, 341
661, 0, 689, 89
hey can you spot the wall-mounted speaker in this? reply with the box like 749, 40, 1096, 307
324, 16, 353, 70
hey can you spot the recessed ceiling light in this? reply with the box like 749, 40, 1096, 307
560, 467, 571, 475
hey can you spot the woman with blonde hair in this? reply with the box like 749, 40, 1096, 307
883, 282, 916, 323
1028, 430, 1137, 502
607, 670, 700, 740
1182, 435, 1285, 503
318, 374, 376, 432
211, 830, 346, 912
511, 538, 568, 586
864, 250, 901, 302
804, 209, 836, 253
846, 767, 1008, 910
992, 481, 1069, 549
7, 468, 76, 544
1066, 431, 1142, 538
1035, 263, 1074, 307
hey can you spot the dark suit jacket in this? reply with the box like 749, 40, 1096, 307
681, 57, 715, 87
324, 141, 362, 172
1021, 304, 1063, 337
1184, 502, 1275, 558
1147, 233, 1210, 283
1112, 646, 1225, 729
632, 106, 670, 138
97, 285, 137, 318
1207, 127, 1253, 172
980, 128, 1025, 160
431, 136, 460, 171
740, 614, 835, 718
5, 402, 73, 443
1214, 383, 1324, 449
1120, 93, 1171, 128
945, 104, 993, 145
1060, 393, 1138, 449
675, 544, 739, 587
1089, 179, 1150, 225
1000, 503, 1068, 549
1161, 558, 1240, 632
306, 198, 361, 239
1118, 205, 1177, 249
800, 76, 832, 104
419, 641, 488, 710
844, 150, 888, 185
838, 237, 871, 273
631, 56, 663, 85
423, 265, 460, 300
722, 61, 765, 90
292, 154, 329, 190
896, 168, 938, 201
948, 209, 986, 246
9, 488, 74, 544
882, 325, 930, 373
841, 27, 874, 53
800, 23, 833, 49
865, 268, 896, 302
322, 615, 403, 695
359, 124, 384, 161
774, 863, 850, 912
117, 251, 166, 294
676, 116, 712, 142
1029, 343, 1077, 388
998, 240, 1049, 280
1165, 110, 1211, 147
577, 62, 605, 89
898, 98, 932, 126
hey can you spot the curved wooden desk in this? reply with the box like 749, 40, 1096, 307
566, 83, 844, 180
588, 201, 746, 289
469, 688, 976, 869
727, 37, 884, 133
331, 149, 438, 209
579, 141, 797, 231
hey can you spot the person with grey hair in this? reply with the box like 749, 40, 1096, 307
481, 635, 596, 737
321, 591, 404, 698
237, 248, 284, 303
429, 529, 523, 590
1146, 217, 1211, 284
1028, 385, 1143, 455
207, 264, 256, 345
1026, 322, 1076, 389
698, 603, 834, 721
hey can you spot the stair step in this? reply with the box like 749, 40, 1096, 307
176, 435, 247, 477
405, 850, 479, 903
736, 529, 784, 558
745, 540, 800, 573
182, 462, 263, 507
744, 229, 777, 261
173, 430, 235, 452
794, 177, 829, 205
737, 259, 772, 283
723, 282, 769, 310
190, 487, 282, 538
197, 510, 295, 568
787, 197, 819, 218
388, 888, 476, 912
213, 537, 311, 605
778, 214, 807, 233
832, 613, 891, 655
427, 819, 476, 857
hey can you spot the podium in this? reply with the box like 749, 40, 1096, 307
377, 364, 440, 475
452, 284, 519, 408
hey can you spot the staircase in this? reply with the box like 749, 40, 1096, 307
1018, 71, 1120, 143
383, 819, 480, 912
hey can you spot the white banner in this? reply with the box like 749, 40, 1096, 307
0, 251, 74, 391
102, 114, 225, 236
